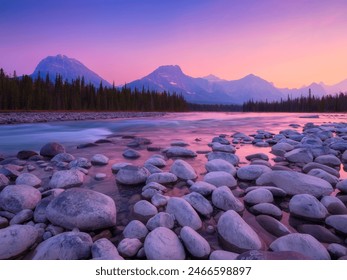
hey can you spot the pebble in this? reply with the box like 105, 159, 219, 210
180, 226, 211, 258
123, 149, 140, 159
205, 159, 237, 176
146, 172, 177, 185
244, 189, 274, 205
212, 186, 244, 213
49, 169, 84, 189
249, 203, 282, 220
117, 238, 142, 258
255, 215, 291, 237
116, 166, 150, 185
237, 165, 272, 181
289, 194, 328, 221
123, 220, 148, 241
189, 181, 216, 196
325, 215, 347, 235
204, 171, 237, 188
170, 159, 197, 180
91, 154, 109, 165
184, 192, 213, 216
92, 238, 124, 260
133, 200, 158, 222
146, 212, 175, 231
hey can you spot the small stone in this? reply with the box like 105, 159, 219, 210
117, 238, 142, 258
255, 215, 291, 237
165, 147, 197, 158
151, 193, 168, 207
209, 250, 239, 260
184, 192, 213, 216
111, 162, 132, 173
204, 171, 237, 188
49, 169, 84, 189
212, 186, 244, 213
170, 159, 197, 181
205, 159, 237, 176
284, 148, 313, 164
244, 189, 274, 205
189, 181, 216, 196
133, 200, 158, 222
144, 157, 166, 168
91, 154, 109, 166
289, 194, 328, 221
250, 203, 282, 220
92, 238, 123, 260
68, 157, 91, 169
15, 173, 41, 187
123, 220, 148, 241
17, 150, 38, 160
9, 209, 33, 225
51, 153, 75, 163
146, 172, 177, 185
40, 142, 65, 158
325, 215, 347, 235
180, 226, 211, 258
95, 173, 106, 180
116, 166, 150, 185
237, 165, 272, 181
207, 152, 239, 165
146, 212, 175, 231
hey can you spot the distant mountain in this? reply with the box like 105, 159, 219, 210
321, 79, 347, 95
280, 82, 327, 99
31, 54, 111, 87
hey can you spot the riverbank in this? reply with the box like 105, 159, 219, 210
0, 111, 166, 125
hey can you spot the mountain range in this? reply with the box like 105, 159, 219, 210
30, 55, 347, 104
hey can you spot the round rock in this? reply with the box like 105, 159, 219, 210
122, 149, 140, 159
289, 194, 328, 221
91, 154, 109, 166
146, 212, 175, 231
15, 173, 41, 187
237, 165, 272, 181
40, 142, 65, 158
46, 188, 117, 231
49, 169, 84, 189
133, 200, 158, 222
117, 238, 142, 258
189, 181, 216, 196
325, 215, 347, 235
146, 172, 177, 185
170, 159, 197, 181
116, 166, 150, 185
204, 171, 237, 188
92, 238, 123, 260
244, 189, 274, 205
255, 215, 291, 237
165, 147, 197, 158
184, 192, 213, 216
250, 203, 282, 220
180, 226, 211, 258
207, 152, 239, 165
212, 186, 244, 213
123, 220, 148, 241
205, 159, 237, 176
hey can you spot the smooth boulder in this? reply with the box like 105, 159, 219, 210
170, 159, 197, 180
180, 226, 211, 258
49, 169, 84, 189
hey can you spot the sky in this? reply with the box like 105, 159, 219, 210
1, 0, 347, 88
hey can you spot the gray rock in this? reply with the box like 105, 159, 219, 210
46, 188, 117, 231
207, 152, 239, 165
144, 227, 185, 260
117, 238, 142, 258
30, 231, 92, 260
255, 215, 291, 237
209, 250, 239, 260
321, 196, 347, 214
217, 210, 262, 253
151, 193, 168, 207
269, 233, 331, 260
33, 196, 53, 223
315, 155, 341, 167
297, 224, 342, 244
327, 243, 347, 259
244, 189, 274, 205
0, 225, 38, 259
146, 172, 177, 185
116, 166, 150, 185
95, 173, 106, 181
271, 142, 294, 156
166, 197, 202, 230
146, 212, 175, 231
245, 186, 287, 197
123, 220, 148, 241
256, 170, 333, 197
237, 165, 272, 181
92, 238, 123, 260
133, 200, 158, 222
0, 184, 41, 214
51, 153, 75, 163
144, 163, 163, 174
40, 142, 65, 158
0, 164, 21, 179
189, 181, 216, 196
171, 140, 189, 147
184, 192, 213, 216
246, 153, 270, 161
205, 159, 237, 176
204, 171, 237, 188
302, 162, 340, 178
17, 150, 38, 160
325, 215, 347, 234
307, 169, 339, 186
289, 194, 328, 221
336, 180, 347, 193
170, 159, 197, 180
180, 226, 211, 258
212, 186, 244, 213
123, 149, 140, 159
49, 169, 84, 189
91, 154, 109, 165
250, 203, 282, 219
68, 157, 92, 169
111, 162, 132, 173
165, 147, 197, 158
212, 136, 230, 145
0, 217, 8, 229
212, 142, 235, 153
284, 148, 313, 164
144, 157, 166, 168
15, 173, 41, 187
342, 150, 347, 162
0, 174, 9, 189
9, 209, 33, 225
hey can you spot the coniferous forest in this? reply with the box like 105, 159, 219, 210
0, 69, 188, 112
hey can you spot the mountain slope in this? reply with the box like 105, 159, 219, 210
31, 54, 111, 87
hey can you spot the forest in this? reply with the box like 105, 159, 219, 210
0, 69, 187, 112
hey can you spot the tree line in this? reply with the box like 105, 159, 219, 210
243, 92, 347, 112
0, 69, 188, 111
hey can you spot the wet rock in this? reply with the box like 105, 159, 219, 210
91, 154, 109, 166
307, 169, 339, 186
327, 243, 347, 259
321, 196, 347, 215
30, 231, 92, 260
297, 224, 342, 244
40, 142, 65, 158
164, 147, 197, 158
211, 142, 235, 153
133, 200, 158, 222
180, 226, 210, 258
217, 210, 262, 253
77, 143, 98, 149
17, 150, 38, 160
237, 250, 309, 260
207, 152, 239, 165
170, 159, 197, 180
116, 166, 150, 185
204, 171, 237, 188
271, 143, 294, 156
256, 170, 333, 197
144, 227, 185, 260
68, 157, 92, 169
49, 169, 84, 189
184, 192, 213, 216
111, 162, 132, 173
123, 149, 140, 159
15, 173, 41, 188
205, 159, 237, 175
250, 203, 282, 220
269, 233, 331, 260
209, 250, 239, 260
284, 148, 313, 164
117, 238, 142, 258
212, 186, 244, 213
0, 164, 21, 179
171, 140, 189, 147
9, 209, 33, 225
144, 163, 163, 174
302, 162, 340, 178
123, 220, 148, 241
289, 194, 328, 221
246, 153, 269, 161
0, 225, 38, 259
315, 155, 341, 167
95, 173, 106, 181
189, 181, 216, 196
325, 215, 347, 235
0, 174, 9, 189
244, 189, 274, 205
144, 157, 166, 168
0, 185, 41, 214
212, 136, 230, 145
146, 172, 177, 185
0, 217, 8, 229
166, 197, 202, 230
46, 188, 117, 231
51, 153, 75, 163
146, 212, 175, 231
245, 186, 287, 197
92, 238, 124, 260
255, 215, 291, 237
143, 182, 167, 192
336, 180, 347, 193
151, 193, 168, 207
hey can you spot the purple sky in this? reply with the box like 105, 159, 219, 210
1, 0, 347, 88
